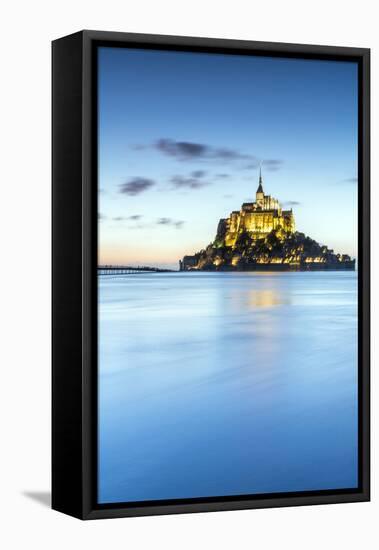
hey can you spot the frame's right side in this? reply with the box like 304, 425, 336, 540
359, 48, 370, 501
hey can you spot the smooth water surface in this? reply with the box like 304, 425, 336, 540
98, 271, 358, 503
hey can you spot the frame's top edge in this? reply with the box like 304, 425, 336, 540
52, 30, 85, 44
76, 29, 370, 58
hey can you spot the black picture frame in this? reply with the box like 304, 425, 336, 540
52, 30, 370, 520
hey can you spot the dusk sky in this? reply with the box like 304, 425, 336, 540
98, 46, 358, 269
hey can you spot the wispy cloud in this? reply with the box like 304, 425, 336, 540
156, 139, 207, 160
119, 177, 155, 196
262, 159, 284, 171
242, 162, 260, 171
112, 214, 142, 222
243, 159, 283, 171
130, 144, 148, 151
132, 139, 285, 176
340, 177, 358, 184
191, 170, 207, 178
157, 217, 185, 229
170, 172, 211, 189
154, 138, 254, 163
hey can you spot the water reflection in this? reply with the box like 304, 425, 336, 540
248, 289, 289, 308
98, 271, 358, 504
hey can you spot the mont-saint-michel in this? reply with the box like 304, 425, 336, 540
180, 171, 355, 272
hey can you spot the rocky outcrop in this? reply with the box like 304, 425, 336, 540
180, 228, 355, 271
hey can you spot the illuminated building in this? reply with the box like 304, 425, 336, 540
218, 169, 295, 247
180, 171, 355, 272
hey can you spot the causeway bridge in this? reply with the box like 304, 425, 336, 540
98, 265, 176, 275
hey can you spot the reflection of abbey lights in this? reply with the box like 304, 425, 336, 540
219, 168, 295, 247
247, 290, 288, 308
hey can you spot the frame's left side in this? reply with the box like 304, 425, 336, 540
82, 31, 98, 519
52, 31, 86, 519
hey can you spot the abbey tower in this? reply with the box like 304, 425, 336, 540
217, 171, 295, 248
255, 168, 265, 208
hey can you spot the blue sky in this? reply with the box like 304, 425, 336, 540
98, 47, 358, 269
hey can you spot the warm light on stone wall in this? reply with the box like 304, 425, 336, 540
222, 190, 295, 247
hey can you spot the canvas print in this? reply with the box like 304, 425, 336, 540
97, 47, 358, 505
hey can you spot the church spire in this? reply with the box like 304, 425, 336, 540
256, 166, 264, 194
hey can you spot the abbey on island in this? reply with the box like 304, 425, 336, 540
217, 169, 295, 247
180, 172, 355, 271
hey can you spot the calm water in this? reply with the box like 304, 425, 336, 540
98, 271, 358, 504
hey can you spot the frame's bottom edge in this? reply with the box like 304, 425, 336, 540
51, 503, 88, 520
82, 492, 370, 520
